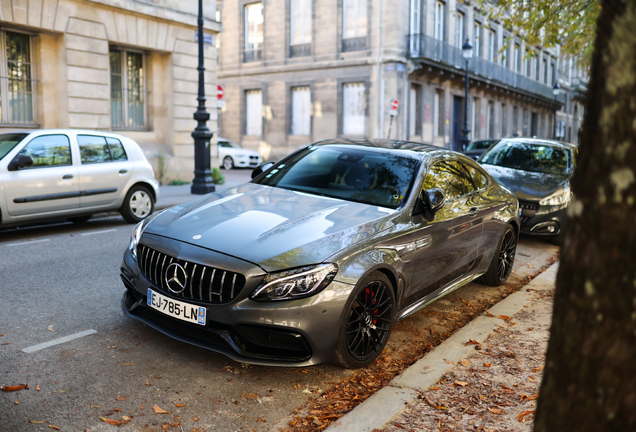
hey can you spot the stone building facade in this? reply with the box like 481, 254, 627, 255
218, 0, 584, 162
0, 0, 220, 182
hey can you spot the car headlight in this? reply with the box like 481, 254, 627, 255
250, 264, 338, 302
539, 188, 571, 206
129, 209, 167, 261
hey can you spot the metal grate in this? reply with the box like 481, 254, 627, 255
137, 244, 246, 304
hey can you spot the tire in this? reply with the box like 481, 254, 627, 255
69, 215, 92, 223
222, 156, 234, 170
120, 185, 154, 224
479, 225, 518, 287
333, 271, 395, 368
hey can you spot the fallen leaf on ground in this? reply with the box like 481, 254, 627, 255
465, 339, 481, 347
485, 310, 494, 317
116, 396, 126, 401
46, 326, 54, 332
453, 381, 469, 387
175, 403, 186, 407
101, 417, 122, 426
28, 421, 47, 424
484, 363, 492, 367
516, 410, 536, 422
14, 400, 19, 405
35, 385, 40, 391
498, 315, 512, 322
488, 407, 502, 414
520, 393, 539, 402
1, 384, 28, 392
532, 366, 544, 372
153, 404, 169, 414
122, 416, 131, 424
429, 386, 441, 390
48, 425, 61, 430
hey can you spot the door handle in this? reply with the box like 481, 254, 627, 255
119, 169, 128, 174
63, 174, 73, 179
468, 207, 479, 216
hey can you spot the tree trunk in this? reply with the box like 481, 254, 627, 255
534, 0, 636, 430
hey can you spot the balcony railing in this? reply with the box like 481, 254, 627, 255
407, 33, 555, 100
243, 48, 263, 63
342, 37, 367, 52
290, 43, 311, 58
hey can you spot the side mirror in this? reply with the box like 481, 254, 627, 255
8, 155, 33, 171
413, 188, 445, 221
251, 161, 276, 179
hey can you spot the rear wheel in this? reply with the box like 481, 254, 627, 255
333, 271, 395, 368
479, 225, 517, 286
120, 185, 154, 223
222, 156, 234, 170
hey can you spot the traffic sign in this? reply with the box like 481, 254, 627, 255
217, 84, 225, 100
390, 99, 399, 110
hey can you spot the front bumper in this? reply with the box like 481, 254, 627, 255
120, 240, 352, 367
518, 201, 566, 236
235, 156, 262, 168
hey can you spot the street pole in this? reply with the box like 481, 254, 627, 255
191, 0, 215, 195
460, 39, 473, 151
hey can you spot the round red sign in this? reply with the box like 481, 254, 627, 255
217, 84, 225, 100
390, 99, 399, 110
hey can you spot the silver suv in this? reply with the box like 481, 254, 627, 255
0, 129, 159, 228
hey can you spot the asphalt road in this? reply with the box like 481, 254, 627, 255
0, 180, 559, 432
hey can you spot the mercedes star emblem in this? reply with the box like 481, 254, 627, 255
165, 263, 188, 294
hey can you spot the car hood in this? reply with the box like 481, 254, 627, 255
481, 164, 570, 201
145, 183, 399, 272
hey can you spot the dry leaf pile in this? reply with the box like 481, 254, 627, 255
379, 287, 555, 432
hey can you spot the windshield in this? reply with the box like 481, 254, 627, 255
480, 141, 571, 175
0, 133, 28, 161
466, 140, 497, 151
254, 145, 421, 209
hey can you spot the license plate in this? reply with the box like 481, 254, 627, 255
147, 288, 206, 326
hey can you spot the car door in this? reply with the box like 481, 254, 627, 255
76, 134, 132, 208
2, 134, 80, 216
399, 159, 484, 307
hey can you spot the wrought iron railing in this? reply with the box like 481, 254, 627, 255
342, 37, 367, 52
406, 33, 555, 100
243, 48, 263, 63
290, 43, 311, 58
0, 76, 37, 125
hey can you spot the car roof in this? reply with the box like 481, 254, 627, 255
313, 138, 443, 154
498, 137, 577, 150
2, 129, 132, 140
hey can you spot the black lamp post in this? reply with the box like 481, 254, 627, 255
191, 0, 216, 195
552, 81, 560, 140
460, 38, 473, 151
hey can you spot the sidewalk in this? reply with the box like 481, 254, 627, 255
326, 263, 557, 432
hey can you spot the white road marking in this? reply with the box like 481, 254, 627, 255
6, 239, 51, 247
81, 229, 117, 236
22, 329, 97, 353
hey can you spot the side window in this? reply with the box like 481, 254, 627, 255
219, 142, 232, 148
106, 138, 127, 161
18, 135, 72, 167
422, 160, 477, 201
78, 135, 111, 164
464, 164, 489, 190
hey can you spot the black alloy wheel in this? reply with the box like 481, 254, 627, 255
479, 225, 517, 286
333, 272, 394, 368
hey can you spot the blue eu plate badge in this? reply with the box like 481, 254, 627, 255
198, 307, 206, 325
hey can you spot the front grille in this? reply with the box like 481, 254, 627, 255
519, 201, 539, 225
519, 201, 539, 211
137, 244, 246, 304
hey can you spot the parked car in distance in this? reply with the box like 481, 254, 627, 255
218, 138, 263, 170
479, 137, 577, 244
462, 139, 499, 161
0, 129, 159, 228
121, 139, 519, 368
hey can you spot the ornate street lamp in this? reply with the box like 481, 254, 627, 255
460, 38, 473, 151
552, 81, 560, 140
191, 0, 216, 194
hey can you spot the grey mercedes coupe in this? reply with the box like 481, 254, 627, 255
120, 139, 519, 368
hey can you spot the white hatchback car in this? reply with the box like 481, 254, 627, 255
0, 129, 159, 228
218, 138, 263, 170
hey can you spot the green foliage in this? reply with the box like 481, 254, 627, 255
169, 179, 190, 185
212, 167, 225, 185
473, 0, 602, 68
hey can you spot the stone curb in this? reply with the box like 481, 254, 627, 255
326, 263, 558, 432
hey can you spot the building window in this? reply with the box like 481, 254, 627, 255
471, 98, 480, 139
342, 82, 365, 136
0, 31, 35, 125
513, 105, 518, 135
409, 84, 422, 138
433, 89, 444, 137
290, 0, 311, 57
487, 101, 495, 138
473, 22, 481, 58
245, 89, 263, 136
244, 3, 264, 62
110, 48, 146, 129
488, 29, 496, 62
525, 50, 532, 78
291, 86, 311, 136
501, 103, 507, 137
409, 0, 422, 55
343, 0, 367, 51
434, 1, 445, 41
514, 43, 520, 73
455, 12, 465, 49
550, 62, 556, 85
543, 58, 548, 84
